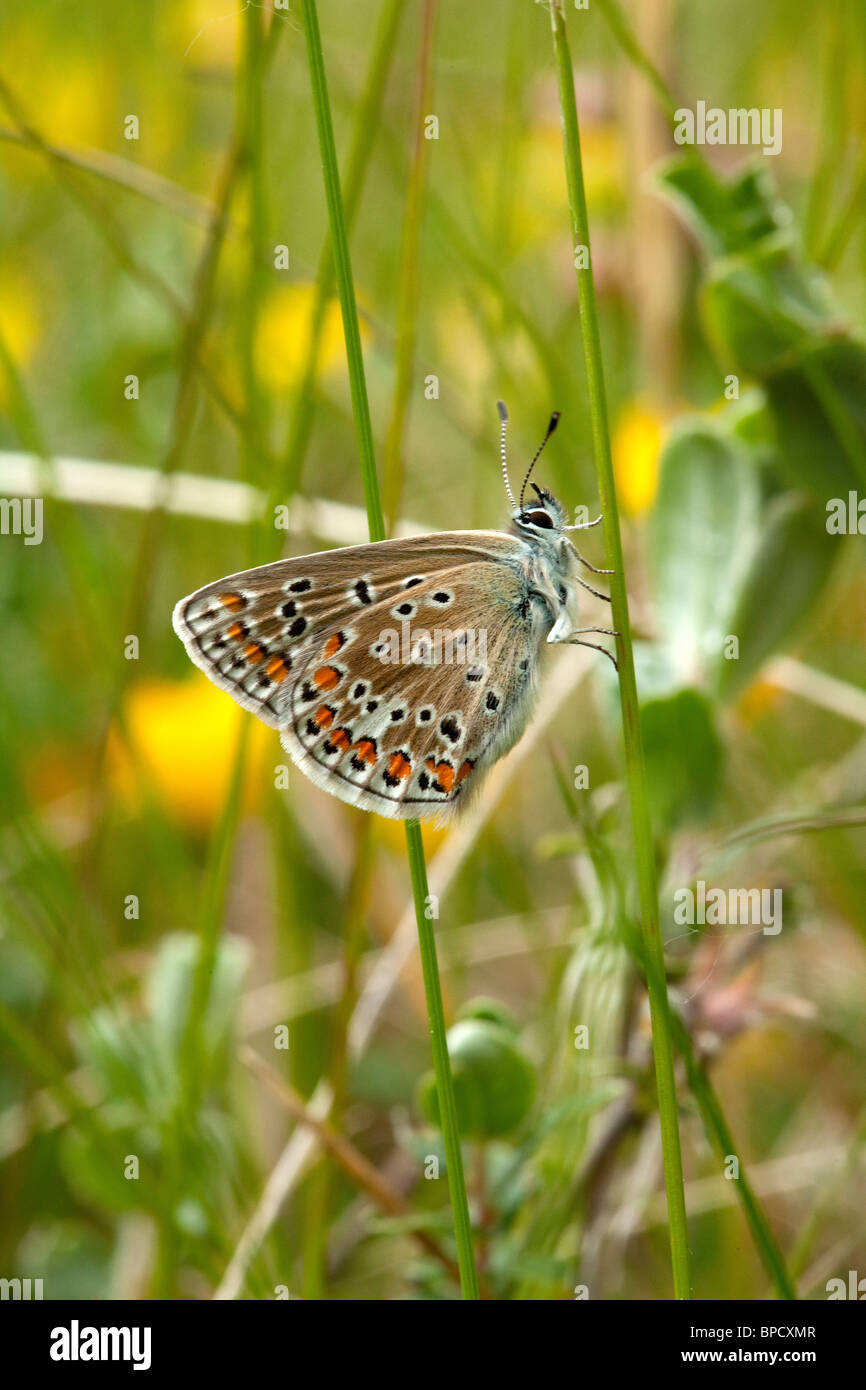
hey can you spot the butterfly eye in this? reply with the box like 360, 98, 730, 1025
525, 509, 554, 529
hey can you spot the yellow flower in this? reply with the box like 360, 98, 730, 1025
513, 125, 569, 247
573, 121, 624, 211
25, 56, 116, 149
737, 678, 783, 725
376, 817, 448, 859
613, 400, 665, 516
0, 278, 40, 409
168, 0, 243, 69
254, 284, 348, 394
108, 676, 270, 831
508, 119, 623, 250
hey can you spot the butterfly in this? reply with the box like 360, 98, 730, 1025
172, 404, 617, 822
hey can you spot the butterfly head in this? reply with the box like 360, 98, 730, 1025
511, 483, 568, 537
497, 401, 568, 542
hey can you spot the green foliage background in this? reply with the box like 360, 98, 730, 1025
0, 0, 865, 1300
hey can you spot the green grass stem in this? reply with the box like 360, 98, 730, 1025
269, 0, 404, 545
548, 0, 691, 1299
381, 0, 437, 532
300, 0, 479, 1299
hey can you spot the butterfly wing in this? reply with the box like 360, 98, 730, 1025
172, 532, 540, 820
281, 566, 543, 820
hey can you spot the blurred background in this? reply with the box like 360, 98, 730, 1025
1, 0, 865, 1300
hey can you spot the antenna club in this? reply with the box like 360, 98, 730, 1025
497, 398, 517, 511
519, 407, 562, 508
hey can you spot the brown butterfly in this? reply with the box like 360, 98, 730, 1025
172, 406, 615, 821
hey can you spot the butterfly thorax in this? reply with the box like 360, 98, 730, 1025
507, 490, 584, 645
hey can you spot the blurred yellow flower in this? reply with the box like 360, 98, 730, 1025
108, 676, 270, 831
254, 284, 348, 394
32, 57, 115, 149
376, 816, 447, 859
514, 126, 568, 246
0, 278, 40, 409
169, 0, 243, 68
572, 121, 624, 209
737, 678, 783, 724
613, 400, 665, 516
510, 120, 623, 250
108, 675, 452, 844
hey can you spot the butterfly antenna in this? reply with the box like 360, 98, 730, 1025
497, 400, 518, 511
519, 411, 560, 508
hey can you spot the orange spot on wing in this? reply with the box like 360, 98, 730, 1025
388, 752, 412, 781
426, 758, 454, 793
456, 760, 474, 784
218, 592, 245, 612
314, 665, 340, 691
244, 643, 265, 664
323, 632, 345, 658
330, 728, 351, 752
314, 706, 335, 729
227, 622, 244, 641
352, 738, 377, 765
266, 656, 290, 683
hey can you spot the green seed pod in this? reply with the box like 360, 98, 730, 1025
417, 1015, 535, 1139
455, 996, 520, 1035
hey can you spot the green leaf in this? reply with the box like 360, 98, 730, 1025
650, 422, 759, 684
702, 240, 837, 377
639, 688, 723, 828
72, 1007, 153, 1110
725, 388, 777, 458
60, 1112, 161, 1216
717, 493, 840, 697
654, 156, 791, 259
147, 932, 249, 1086
656, 154, 866, 496
764, 338, 866, 496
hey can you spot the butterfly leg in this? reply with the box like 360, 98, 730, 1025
575, 574, 612, 602
566, 514, 603, 531
568, 636, 619, 670
572, 548, 614, 575
572, 626, 619, 636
